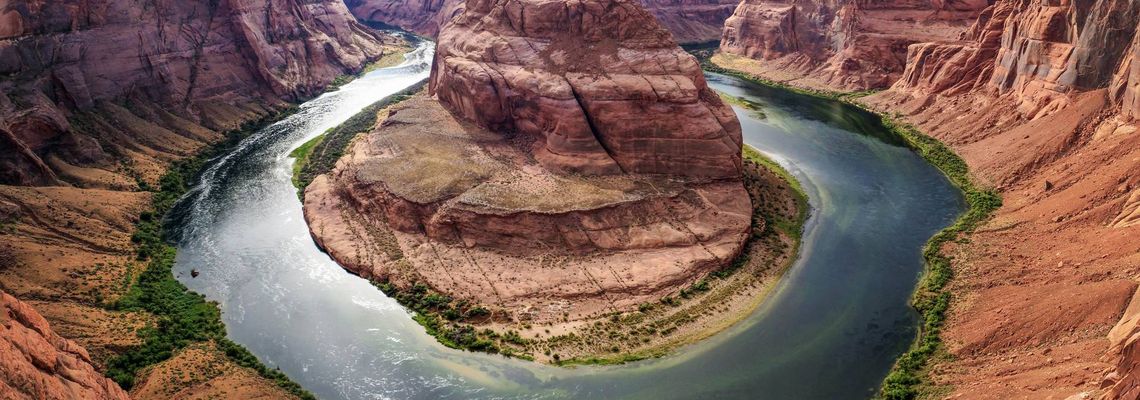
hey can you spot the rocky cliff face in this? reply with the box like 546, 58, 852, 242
0, 0, 389, 187
305, 0, 752, 347
344, 0, 462, 36
889, 0, 1140, 117
638, 0, 741, 44
431, 0, 743, 178
345, 0, 737, 43
0, 0, 390, 396
847, 0, 1140, 398
0, 290, 129, 400
719, 0, 990, 90
1113, 19, 1140, 121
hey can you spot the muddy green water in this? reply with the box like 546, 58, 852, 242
169, 46, 964, 399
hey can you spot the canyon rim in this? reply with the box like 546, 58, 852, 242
300, 0, 806, 363
0, 0, 1138, 399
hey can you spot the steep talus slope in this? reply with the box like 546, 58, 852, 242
718, 0, 990, 90
345, 0, 738, 43
0, 291, 129, 400
0, 0, 393, 397
853, 0, 1140, 398
305, 0, 769, 362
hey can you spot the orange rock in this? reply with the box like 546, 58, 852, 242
431, 0, 743, 178
0, 291, 129, 400
0, 0, 390, 186
345, 0, 737, 43
345, 0, 463, 36
305, 0, 751, 324
852, 1, 1140, 398
719, 0, 988, 90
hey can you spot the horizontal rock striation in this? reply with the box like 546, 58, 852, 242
345, 0, 737, 43
638, 0, 741, 44
430, 0, 743, 178
0, 0, 390, 187
344, 0, 463, 36
305, 95, 751, 318
850, 0, 1140, 398
305, 0, 752, 326
719, 0, 990, 90
0, 0, 392, 396
0, 290, 129, 400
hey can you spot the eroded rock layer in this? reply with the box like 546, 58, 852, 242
430, 0, 743, 178
306, 0, 751, 327
305, 94, 750, 320
345, 0, 737, 43
0, 0, 389, 187
846, 0, 1140, 398
0, 290, 129, 400
0, 0, 392, 396
719, 0, 990, 90
638, 0, 741, 44
344, 0, 463, 36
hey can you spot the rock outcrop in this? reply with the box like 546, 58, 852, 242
838, 0, 1140, 398
0, 0, 390, 187
0, 0, 393, 397
344, 0, 463, 37
719, 0, 990, 90
431, 0, 743, 178
305, 0, 750, 331
0, 290, 129, 400
638, 0, 741, 44
345, 0, 737, 43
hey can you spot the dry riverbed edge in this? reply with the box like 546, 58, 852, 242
702, 52, 1003, 399
294, 90, 809, 365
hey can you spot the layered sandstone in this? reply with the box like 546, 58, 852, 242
345, 0, 737, 43
344, 0, 463, 36
0, 0, 392, 396
430, 0, 743, 178
719, 0, 989, 90
305, 0, 752, 353
306, 94, 750, 318
0, 0, 390, 187
846, 0, 1140, 398
638, 0, 741, 44
0, 290, 129, 400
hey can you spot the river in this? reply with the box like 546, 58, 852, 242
169, 42, 965, 399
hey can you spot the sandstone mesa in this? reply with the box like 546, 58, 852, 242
301, 0, 771, 361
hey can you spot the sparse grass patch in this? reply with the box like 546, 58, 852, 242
556, 148, 808, 367
293, 81, 426, 194
326, 45, 413, 91
374, 280, 524, 357
289, 134, 323, 190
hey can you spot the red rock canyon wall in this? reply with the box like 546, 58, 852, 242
0, 0, 388, 187
0, 0, 389, 396
856, 0, 1140, 398
719, 0, 991, 90
0, 291, 130, 400
430, 0, 743, 178
345, 0, 738, 43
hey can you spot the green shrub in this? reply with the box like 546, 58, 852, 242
106, 109, 315, 400
701, 56, 1001, 399
294, 82, 426, 193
